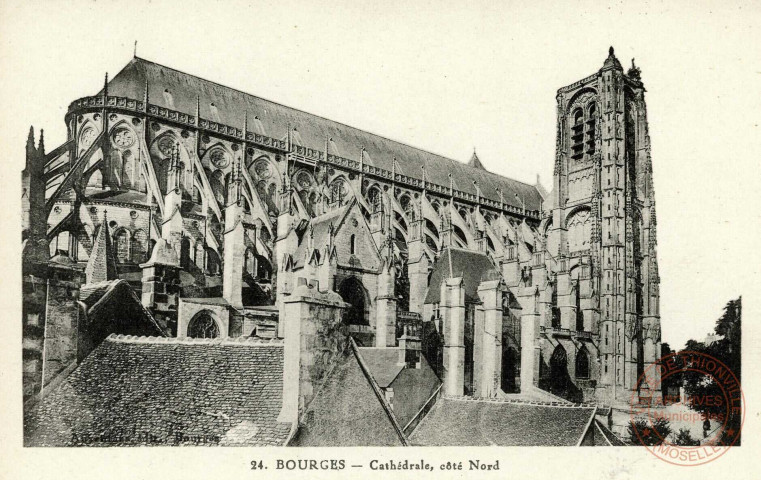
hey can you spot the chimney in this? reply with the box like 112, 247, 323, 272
278, 278, 348, 424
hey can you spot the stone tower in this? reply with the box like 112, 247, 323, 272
550, 47, 660, 403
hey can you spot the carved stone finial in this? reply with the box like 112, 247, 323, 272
609, 46, 614, 56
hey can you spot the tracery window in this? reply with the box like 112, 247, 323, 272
330, 178, 347, 205
367, 186, 381, 213
187, 312, 220, 339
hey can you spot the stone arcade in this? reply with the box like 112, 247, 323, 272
22, 47, 660, 446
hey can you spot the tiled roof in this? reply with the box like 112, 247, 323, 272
356, 347, 404, 388
424, 247, 500, 304
408, 397, 596, 446
84, 219, 116, 284
290, 339, 407, 446
594, 419, 627, 446
102, 57, 542, 211
24, 335, 291, 446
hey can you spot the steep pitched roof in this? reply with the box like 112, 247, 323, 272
24, 335, 291, 446
290, 339, 408, 446
408, 397, 596, 446
79, 279, 165, 335
594, 419, 627, 446
424, 247, 500, 304
85, 218, 117, 284
468, 149, 485, 170
102, 57, 542, 211
356, 347, 405, 388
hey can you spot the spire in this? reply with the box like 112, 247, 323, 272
627, 57, 642, 81
85, 211, 118, 284
103, 72, 109, 99
468, 148, 485, 170
38, 129, 45, 156
603, 45, 623, 71
195, 94, 200, 120
26, 126, 35, 154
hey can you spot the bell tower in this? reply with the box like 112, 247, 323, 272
551, 47, 661, 404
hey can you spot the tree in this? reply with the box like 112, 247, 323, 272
673, 428, 699, 446
679, 297, 742, 446
628, 418, 672, 446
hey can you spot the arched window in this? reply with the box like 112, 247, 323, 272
121, 150, 135, 189
330, 178, 347, 205
349, 234, 356, 255
131, 229, 148, 264
187, 312, 219, 339
337, 277, 367, 325
367, 186, 381, 213
206, 248, 221, 275
113, 228, 130, 263
400, 194, 415, 221
245, 248, 256, 276
571, 108, 584, 161
576, 347, 590, 379
549, 345, 569, 397
586, 103, 597, 156
551, 284, 561, 329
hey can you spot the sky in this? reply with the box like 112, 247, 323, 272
1, 0, 759, 350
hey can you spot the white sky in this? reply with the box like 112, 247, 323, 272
1, 0, 759, 350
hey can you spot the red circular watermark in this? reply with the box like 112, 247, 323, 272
629, 351, 744, 466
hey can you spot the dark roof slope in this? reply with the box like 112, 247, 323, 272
409, 397, 596, 446
79, 279, 165, 336
24, 335, 291, 446
424, 247, 500, 304
357, 347, 405, 388
102, 57, 542, 211
594, 419, 628, 446
290, 340, 407, 446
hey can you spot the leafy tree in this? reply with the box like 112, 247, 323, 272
673, 428, 699, 446
628, 418, 672, 446
679, 297, 742, 446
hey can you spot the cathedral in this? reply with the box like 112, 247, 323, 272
21, 47, 660, 446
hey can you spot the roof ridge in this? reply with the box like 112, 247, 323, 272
105, 333, 283, 346
118, 57, 539, 191
442, 395, 597, 408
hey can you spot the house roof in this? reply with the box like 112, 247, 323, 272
424, 247, 500, 304
594, 419, 628, 446
408, 397, 596, 446
356, 347, 405, 388
290, 339, 408, 446
24, 335, 291, 446
101, 57, 542, 211
79, 279, 165, 335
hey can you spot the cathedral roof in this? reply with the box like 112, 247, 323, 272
408, 397, 597, 446
24, 335, 291, 446
424, 247, 500, 304
102, 57, 542, 212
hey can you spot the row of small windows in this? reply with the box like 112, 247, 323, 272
570, 103, 597, 161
